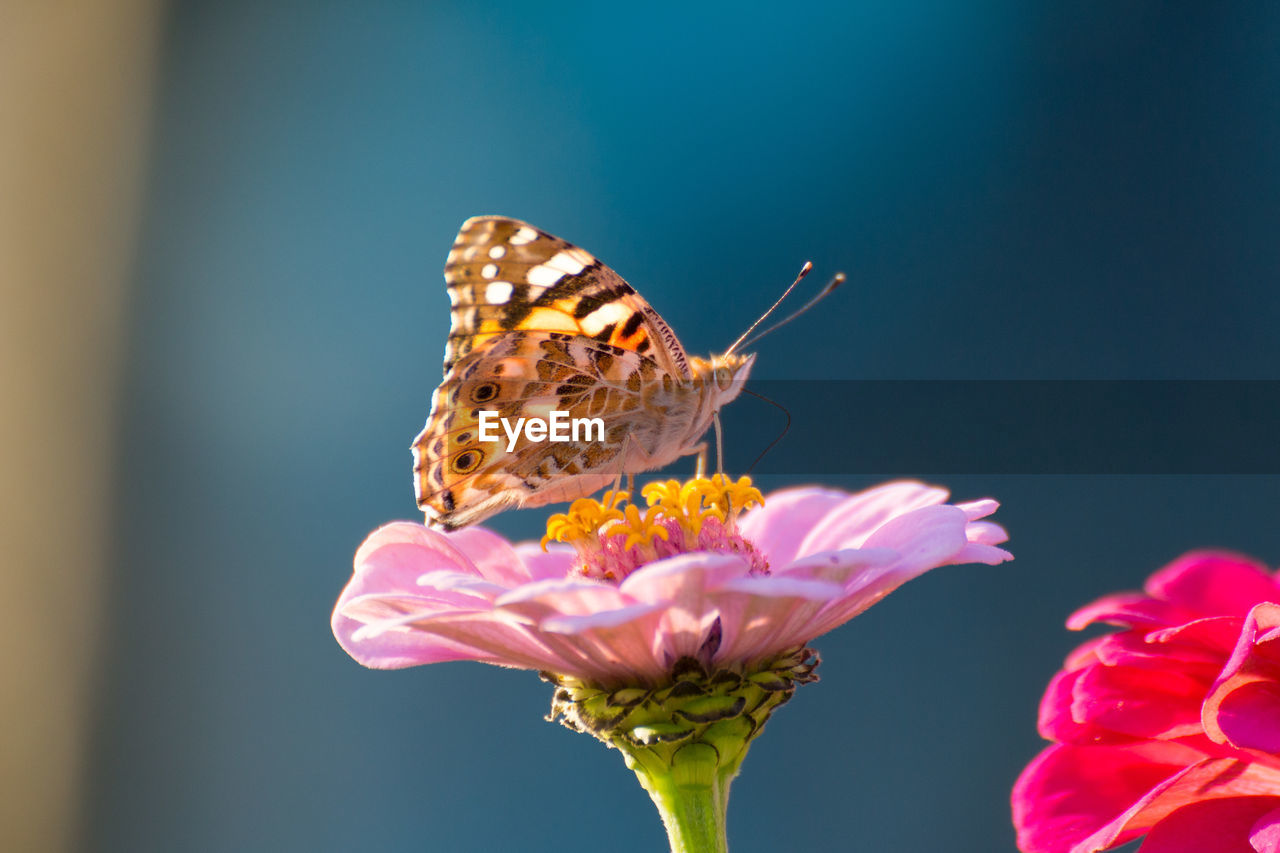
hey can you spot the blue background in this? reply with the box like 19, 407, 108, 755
87, 3, 1280, 851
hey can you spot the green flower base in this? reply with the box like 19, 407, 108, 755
541, 647, 820, 853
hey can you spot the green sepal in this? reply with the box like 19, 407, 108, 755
540, 647, 820, 853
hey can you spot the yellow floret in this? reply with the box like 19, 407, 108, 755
542, 489, 629, 550
615, 503, 671, 551
642, 478, 722, 538
542, 476, 766, 554
703, 474, 764, 522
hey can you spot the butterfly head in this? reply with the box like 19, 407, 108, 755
691, 351, 756, 406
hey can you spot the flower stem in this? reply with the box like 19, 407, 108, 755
633, 743, 733, 853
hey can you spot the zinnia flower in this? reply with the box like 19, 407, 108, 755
335, 477, 1009, 852
1013, 551, 1280, 853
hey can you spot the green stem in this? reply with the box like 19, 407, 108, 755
649, 776, 730, 853
632, 743, 734, 853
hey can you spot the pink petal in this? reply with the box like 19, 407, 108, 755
1067, 592, 1200, 632
1211, 680, 1280, 754
1071, 663, 1207, 740
511, 542, 575, 581
333, 522, 486, 669
386, 609, 606, 676
953, 505, 1014, 563
537, 613, 672, 683
1148, 616, 1249, 660
736, 486, 850, 566
499, 578, 662, 635
1063, 636, 1107, 671
412, 570, 506, 601
860, 504, 970, 571
1251, 806, 1280, 853
1205, 603, 1280, 752
954, 540, 1015, 565
494, 579, 671, 680
1012, 741, 1203, 853
1075, 758, 1280, 852
1037, 667, 1127, 746
710, 573, 848, 664
1079, 628, 1231, 684
618, 552, 751, 605
1145, 552, 1278, 619
350, 522, 477, 594
793, 481, 951, 557
799, 561, 938, 639
1139, 798, 1280, 853
336, 606, 486, 669
722, 575, 844, 599
704, 548, 902, 661
445, 526, 538, 586
775, 507, 995, 647
773, 547, 898, 584
496, 577, 638, 617
617, 553, 750, 661
956, 498, 1000, 520
965, 517, 1009, 544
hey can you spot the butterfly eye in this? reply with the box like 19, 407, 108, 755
715, 367, 732, 389
452, 449, 484, 474
471, 382, 499, 403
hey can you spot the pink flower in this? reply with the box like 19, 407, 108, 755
332, 480, 1011, 687
1013, 551, 1280, 853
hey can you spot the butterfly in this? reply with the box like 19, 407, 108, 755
412, 217, 836, 530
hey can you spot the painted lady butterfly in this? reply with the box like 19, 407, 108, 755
412, 216, 756, 529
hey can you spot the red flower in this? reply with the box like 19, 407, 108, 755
1013, 551, 1280, 853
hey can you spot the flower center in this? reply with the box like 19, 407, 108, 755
542, 475, 768, 581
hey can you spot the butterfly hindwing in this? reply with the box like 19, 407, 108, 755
415, 331, 666, 528
413, 216, 750, 529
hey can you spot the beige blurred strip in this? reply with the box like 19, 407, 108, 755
0, 1, 162, 851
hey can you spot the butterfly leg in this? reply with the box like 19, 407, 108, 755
713, 412, 725, 475
612, 434, 637, 497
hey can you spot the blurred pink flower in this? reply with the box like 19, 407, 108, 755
1013, 551, 1280, 853
332, 481, 1010, 686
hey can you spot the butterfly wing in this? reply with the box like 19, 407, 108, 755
440, 216, 691, 379
414, 217, 697, 528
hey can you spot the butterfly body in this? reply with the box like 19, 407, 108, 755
413, 217, 754, 530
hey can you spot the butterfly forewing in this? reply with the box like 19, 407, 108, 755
441, 217, 691, 379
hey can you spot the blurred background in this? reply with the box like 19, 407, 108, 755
5, 2, 1279, 851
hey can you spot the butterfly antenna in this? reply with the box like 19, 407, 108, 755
741, 387, 791, 474
740, 270, 846, 350
723, 262, 813, 357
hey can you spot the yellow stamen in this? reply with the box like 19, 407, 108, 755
703, 474, 764, 525
642, 479, 723, 538
543, 476, 766, 556
616, 503, 671, 552
541, 489, 629, 550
